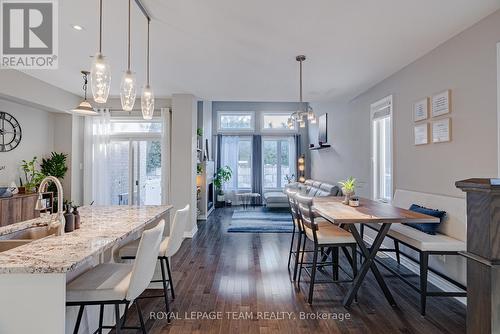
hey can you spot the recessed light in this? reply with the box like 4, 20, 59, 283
72, 24, 84, 31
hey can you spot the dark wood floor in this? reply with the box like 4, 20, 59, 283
126, 207, 466, 334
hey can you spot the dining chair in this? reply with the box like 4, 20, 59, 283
66, 220, 165, 334
119, 205, 189, 319
295, 193, 358, 304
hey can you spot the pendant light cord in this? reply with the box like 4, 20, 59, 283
299, 59, 303, 103
82, 72, 88, 100
147, 19, 150, 85
98, 0, 103, 53
127, 0, 131, 70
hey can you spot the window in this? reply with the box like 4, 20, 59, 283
263, 137, 296, 189
218, 112, 254, 131
262, 113, 295, 131
220, 136, 253, 190
371, 96, 393, 202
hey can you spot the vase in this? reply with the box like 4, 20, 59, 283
72, 207, 81, 229
64, 205, 75, 232
343, 191, 354, 204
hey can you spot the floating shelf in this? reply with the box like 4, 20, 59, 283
309, 144, 331, 150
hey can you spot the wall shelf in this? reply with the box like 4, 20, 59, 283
309, 144, 331, 150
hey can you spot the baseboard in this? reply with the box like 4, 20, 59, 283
184, 224, 198, 238
363, 233, 467, 305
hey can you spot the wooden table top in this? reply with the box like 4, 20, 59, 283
313, 196, 440, 224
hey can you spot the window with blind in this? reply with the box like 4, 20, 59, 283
371, 96, 393, 202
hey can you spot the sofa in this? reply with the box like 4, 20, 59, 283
263, 179, 342, 208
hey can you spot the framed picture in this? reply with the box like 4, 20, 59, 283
414, 123, 429, 145
432, 90, 451, 117
414, 98, 429, 122
432, 118, 451, 143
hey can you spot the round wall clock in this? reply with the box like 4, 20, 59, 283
0, 111, 22, 152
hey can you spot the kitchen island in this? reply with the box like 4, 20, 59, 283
0, 205, 172, 334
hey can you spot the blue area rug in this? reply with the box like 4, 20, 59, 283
228, 209, 293, 233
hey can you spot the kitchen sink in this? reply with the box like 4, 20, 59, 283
0, 226, 57, 252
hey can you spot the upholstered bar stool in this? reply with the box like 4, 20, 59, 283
295, 193, 358, 304
66, 220, 165, 334
119, 205, 189, 318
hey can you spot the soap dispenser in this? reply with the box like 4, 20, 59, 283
64, 204, 75, 232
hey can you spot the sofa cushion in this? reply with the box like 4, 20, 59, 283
263, 192, 288, 203
405, 204, 446, 235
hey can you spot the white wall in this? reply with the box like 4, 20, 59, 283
171, 94, 198, 237
310, 9, 500, 198
0, 99, 55, 186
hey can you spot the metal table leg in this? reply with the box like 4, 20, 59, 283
343, 223, 397, 308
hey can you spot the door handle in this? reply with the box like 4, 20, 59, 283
135, 180, 139, 186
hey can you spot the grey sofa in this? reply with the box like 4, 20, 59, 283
263, 179, 342, 208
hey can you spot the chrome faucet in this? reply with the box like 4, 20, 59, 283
35, 176, 65, 236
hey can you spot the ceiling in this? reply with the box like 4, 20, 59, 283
23, 0, 500, 102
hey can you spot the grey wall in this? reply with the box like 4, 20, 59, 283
310, 9, 500, 198
212, 101, 311, 178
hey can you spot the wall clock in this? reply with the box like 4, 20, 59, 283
0, 111, 22, 152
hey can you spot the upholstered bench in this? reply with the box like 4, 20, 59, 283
362, 189, 466, 315
263, 191, 289, 208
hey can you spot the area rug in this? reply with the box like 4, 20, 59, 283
228, 209, 293, 233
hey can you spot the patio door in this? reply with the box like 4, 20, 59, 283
262, 137, 296, 190
109, 139, 162, 205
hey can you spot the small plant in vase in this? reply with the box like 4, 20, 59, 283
339, 177, 356, 205
213, 166, 232, 203
20, 157, 45, 193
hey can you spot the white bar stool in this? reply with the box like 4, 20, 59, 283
119, 205, 189, 320
66, 220, 165, 334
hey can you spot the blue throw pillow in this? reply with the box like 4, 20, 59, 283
405, 204, 446, 235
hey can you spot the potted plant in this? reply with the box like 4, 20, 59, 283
339, 177, 356, 205
40, 152, 68, 212
20, 157, 45, 193
213, 166, 232, 203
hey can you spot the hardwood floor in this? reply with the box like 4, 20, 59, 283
126, 207, 466, 334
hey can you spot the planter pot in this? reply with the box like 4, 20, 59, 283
342, 190, 354, 205
217, 194, 225, 202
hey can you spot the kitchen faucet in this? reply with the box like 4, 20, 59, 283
35, 176, 65, 236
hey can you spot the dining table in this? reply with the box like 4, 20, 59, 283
312, 196, 440, 308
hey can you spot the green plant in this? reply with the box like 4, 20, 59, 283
339, 177, 356, 194
40, 152, 68, 179
197, 164, 203, 174
213, 166, 232, 194
21, 157, 45, 191
196, 128, 203, 137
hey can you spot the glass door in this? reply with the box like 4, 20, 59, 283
108, 139, 162, 205
262, 137, 296, 190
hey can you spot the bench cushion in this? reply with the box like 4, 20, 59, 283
367, 223, 465, 252
263, 192, 287, 203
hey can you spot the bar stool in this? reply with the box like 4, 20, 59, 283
119, 205, 189, 319
295, 193, 358, 304
66, 220, 165, 334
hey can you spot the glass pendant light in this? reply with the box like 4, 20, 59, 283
287, 55, 316, 127
71, 71, 98, 116
120, 0, 137, 111
141, 19, 154, 120
90, 0, 111, 104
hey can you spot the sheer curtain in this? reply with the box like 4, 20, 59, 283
83, 108, 111, 205
220, 136, 239, 201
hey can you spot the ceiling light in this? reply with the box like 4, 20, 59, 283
120, 0, 137, 111
71, 71, 98, 116
141, 19, 154, 120
72, 24, 84, 31
90, 0, 111, 104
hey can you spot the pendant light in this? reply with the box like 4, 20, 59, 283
141, 19, 154, 120
71, 71, 98, 116
120, 0, 137, 111
288, 55, 316, 128
90, 0, 111, 104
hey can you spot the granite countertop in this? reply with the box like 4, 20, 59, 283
0, 205, 171, 274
